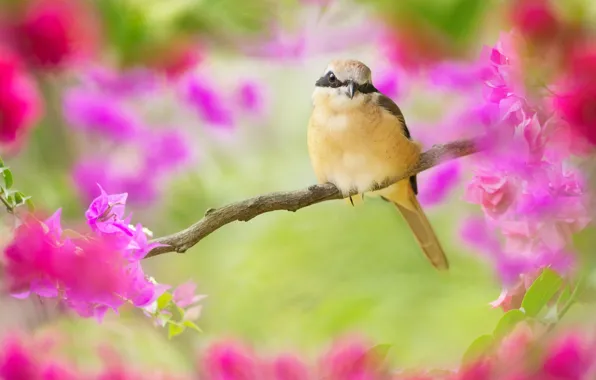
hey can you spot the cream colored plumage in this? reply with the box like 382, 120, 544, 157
307, 59, 449, 270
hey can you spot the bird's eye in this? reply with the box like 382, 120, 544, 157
328, 73, 337, 82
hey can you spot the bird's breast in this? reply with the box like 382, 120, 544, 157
308, 104, 418, 195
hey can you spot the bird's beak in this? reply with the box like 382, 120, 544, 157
346, 81, 356, 99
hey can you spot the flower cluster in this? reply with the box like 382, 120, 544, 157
0, 0, 100, 146
2, 185, 166, 320
0, 334, 188, 380
458, 32, 591, 297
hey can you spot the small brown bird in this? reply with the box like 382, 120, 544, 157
307, 59, 449, 270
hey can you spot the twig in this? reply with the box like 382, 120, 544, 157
146, 138, 480, 258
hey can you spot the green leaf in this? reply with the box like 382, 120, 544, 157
13, 192, 24, 206
182, 320, 202, 333
556, 286, 572, 314
521, 268, 563, 317
462, 334, 494, 365
493, 309, 525, 340
0, 157, 4, 167
157, 292, 173, 310
2, 167, 13, 189
168, 322, 185, 339
25, 198, 34, 212
365, 344, 391, 364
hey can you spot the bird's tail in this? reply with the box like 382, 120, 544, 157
381, 180, 449, 270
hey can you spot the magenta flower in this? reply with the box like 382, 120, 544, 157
553, 46, 596, 145
182, 76, 235, 129
85, 66, 159, 97
510, 0, 560, 41
541, 335, 595, 380
63, 88, 142, 141
235, 80, 265, 114
465, 169, 517, 218
12, 0, 99, 69
0, 336, 39, 380
201, 341, 259, 380
141, 128, 192, 172
0, 46, 42, 144
85, 185, 130, 236
418, 160, 461, 206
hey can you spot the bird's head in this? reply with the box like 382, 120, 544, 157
312, 59, 377, 109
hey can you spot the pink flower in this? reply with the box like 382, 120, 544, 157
236, 80, 265, 114
85, 185, 131, 236
265, 355, 310, 380
317, 339, 388, 380
0, 336, 39, 380
172, 281, 206, 309
465, 169, 517, 218
63, 88, 143, 141
553, 46, 596, 145
12, 0, 99, 69
182, 76, 235, 129
0, 46, 42, 144
540, 335, 595, 380
201, 341, 259, 380
510, 0, 560, 41
418, 160, 461, 206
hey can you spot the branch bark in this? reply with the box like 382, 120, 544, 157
146, 138, 480, 258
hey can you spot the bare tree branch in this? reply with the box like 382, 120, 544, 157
146, 138, 480, 258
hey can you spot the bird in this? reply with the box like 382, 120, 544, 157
307, 59, 449, 270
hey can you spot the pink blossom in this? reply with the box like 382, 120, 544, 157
11, 0, 99, 69
183, 76, 235, 129
465, 169, 517, 218
235, 80, 265, 114
0, 46, 42, 144
265, 355, 310, 380
201, 341, 259, 380
540, 335, 595, 380
510, 0, 560, 42
553, 46, 596, 145
85, 185, 130, 236
63, 89, 142, 141
84, 66, 159, 97
0, 335, 39, 380
172, 281, 206, 309
317, 339, 388, 380
418, 160, 461, 206
73, 159, 158, 206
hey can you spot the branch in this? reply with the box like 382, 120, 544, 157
146, 138, 480, 258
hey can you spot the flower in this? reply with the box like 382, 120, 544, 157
85, 185, 130, 236
63, 89, 142, 141
510, 0, 560, 42
4, 186, 166, 321
201, 341, 259, 380
553, 46, 596, 145
182, 76, 235, 129
465, 169, 517, 218
418, 160, 462, 207
0, 46, 42, 144
11, 0, 99, 69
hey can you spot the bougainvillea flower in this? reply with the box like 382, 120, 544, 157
0, 46, 42, 144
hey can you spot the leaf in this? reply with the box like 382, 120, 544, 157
25, 198, 35, 212
556, 286, 572, 314
182, 320, 202, 333
2, 168, 13, 189
461, 334, 494, 365
168, 322, 185, 339
13, 192, 25, 206
365, 344, 392, 364
157, 292, 173, 310
493, 309, 525, 339
521, 268, 563, 317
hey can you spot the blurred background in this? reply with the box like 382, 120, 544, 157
1, 0, 595, 376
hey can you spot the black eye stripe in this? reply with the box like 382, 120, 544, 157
315, 75, 379, 94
